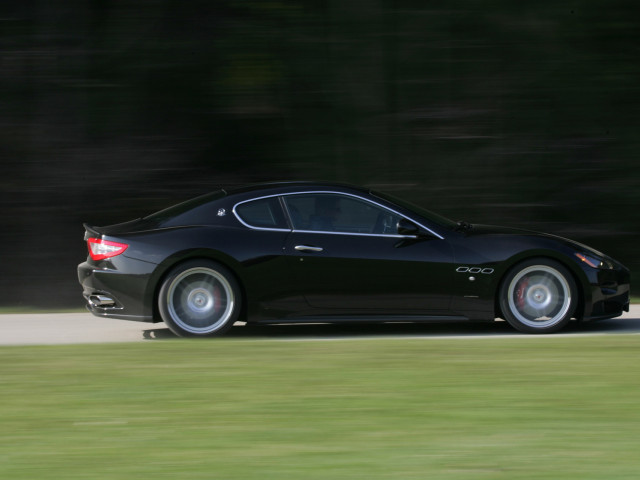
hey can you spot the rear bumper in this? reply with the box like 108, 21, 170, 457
83, 303, 154, 322
78, 257, 158, 323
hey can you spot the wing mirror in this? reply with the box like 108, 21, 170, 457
397, 218, 422, 236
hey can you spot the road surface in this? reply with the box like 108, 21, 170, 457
1, 306, 639, 345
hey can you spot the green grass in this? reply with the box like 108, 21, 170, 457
2, 337, 640, 479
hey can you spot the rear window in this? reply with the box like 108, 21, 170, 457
235, 197, 289, 230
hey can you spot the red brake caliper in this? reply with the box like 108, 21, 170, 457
516, 278, 529, 310
212, 285, 222, 317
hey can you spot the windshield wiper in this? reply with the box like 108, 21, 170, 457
455, 220, 473, 232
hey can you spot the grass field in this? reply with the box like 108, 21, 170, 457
2, 336, 640, 479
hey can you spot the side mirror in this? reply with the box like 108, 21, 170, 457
397, 218, 421, 236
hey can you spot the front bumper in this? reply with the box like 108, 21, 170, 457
583, 265, 631, 321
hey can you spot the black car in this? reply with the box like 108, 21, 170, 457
78, 182, 630, 336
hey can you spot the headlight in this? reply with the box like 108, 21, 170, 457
575, 252, 614, 269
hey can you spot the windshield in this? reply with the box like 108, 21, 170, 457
144, 190, 226, 222
371, 190, 458, 229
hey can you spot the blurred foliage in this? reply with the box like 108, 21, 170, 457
0, 0, 637, 307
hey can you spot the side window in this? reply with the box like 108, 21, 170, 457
284, 194, 401, 234
235, 197, 288, 230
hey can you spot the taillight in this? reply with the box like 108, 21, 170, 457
87, 238, 128, 261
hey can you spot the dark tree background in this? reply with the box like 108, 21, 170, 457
1, 0, 637, 308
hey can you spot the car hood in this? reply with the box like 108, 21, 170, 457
465, 224, 608, 258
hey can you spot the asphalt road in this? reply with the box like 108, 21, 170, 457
1, 306, 639, 345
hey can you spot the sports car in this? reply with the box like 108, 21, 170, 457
78, 182, 630, 336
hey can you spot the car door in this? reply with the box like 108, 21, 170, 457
232, 195, 305, 313
282, 192, 454, 314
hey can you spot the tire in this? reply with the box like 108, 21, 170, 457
158, 260, 241, 337
499, 258, 577, 334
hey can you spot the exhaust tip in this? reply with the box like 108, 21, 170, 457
89, 295, 116, 307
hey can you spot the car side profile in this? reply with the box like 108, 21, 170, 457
78, 182, 630, 336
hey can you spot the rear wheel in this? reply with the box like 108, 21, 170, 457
499, 258, 577, 334
158, 260, 241, 337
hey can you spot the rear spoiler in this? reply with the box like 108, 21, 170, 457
83, 223, 103, 239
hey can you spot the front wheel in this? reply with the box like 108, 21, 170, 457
499, 258, 578, 334
158, 260, 241, 337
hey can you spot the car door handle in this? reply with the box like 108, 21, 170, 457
294, 245, 324, 252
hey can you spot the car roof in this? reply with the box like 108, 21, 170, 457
223, 181, 370, 197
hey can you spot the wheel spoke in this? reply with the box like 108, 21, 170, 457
507, 264, 572, 329
165, 267, 235, 334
